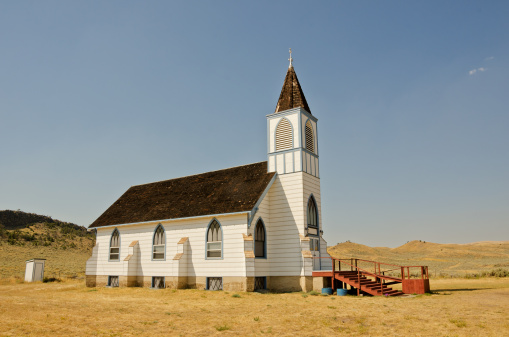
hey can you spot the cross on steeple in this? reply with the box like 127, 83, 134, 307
288, 48, 293, 68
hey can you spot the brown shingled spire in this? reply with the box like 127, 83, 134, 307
274, 54, 311, 114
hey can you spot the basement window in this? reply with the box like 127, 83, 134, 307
254, 277, 266, 291
207, 277, 222, 291
152, 277, 165, 289
108, 276, 119, 287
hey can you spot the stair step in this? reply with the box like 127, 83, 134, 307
334, 269, 405, 297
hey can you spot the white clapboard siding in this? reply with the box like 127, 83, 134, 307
90, 213, 249, 278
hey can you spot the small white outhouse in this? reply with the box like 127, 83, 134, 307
25, 259, 46, 282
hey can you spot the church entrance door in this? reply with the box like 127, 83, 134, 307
310, 238, 320, 270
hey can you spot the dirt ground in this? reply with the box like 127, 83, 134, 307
0, 278, 508, 336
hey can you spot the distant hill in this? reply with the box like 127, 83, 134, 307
328, 240, 509, 277
0, 210, 95, 279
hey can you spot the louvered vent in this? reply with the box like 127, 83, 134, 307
305, 120, 314, 152
276, 118, 293, 151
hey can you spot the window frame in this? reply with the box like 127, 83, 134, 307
254, 218, 267, 259
151, 276, 165, 289
108, 275, 119, 287
206, 277, 223, 291
205, 219, 223, 260
109, 228, 120, 262
152, 224, 166, 261
305, 119, 315, 153
306, 195, 319, 237
254, 276, 267, 291
274, 117, 294, 152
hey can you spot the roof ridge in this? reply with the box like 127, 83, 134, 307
130, 161, 268, 188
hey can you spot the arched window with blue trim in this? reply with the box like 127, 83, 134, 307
206, 219, 222, 258
153, 224, 166, 260
254, 219, 266, 258
306, 196, 319, 236
109, 229, 120, 261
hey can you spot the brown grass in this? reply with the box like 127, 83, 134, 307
0, 278, 508, 336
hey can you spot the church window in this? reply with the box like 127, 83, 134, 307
153, 224, 166, 260
306, 197, 318, 236
206, 219, 222, 258
275, 118, 293, 151
305, 120, 314, 153
109, 229, 120, 261
254, 219, 266, 258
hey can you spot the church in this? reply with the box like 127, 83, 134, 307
85, 54, 332, 292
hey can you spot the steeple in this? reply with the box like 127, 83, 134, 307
274, 50, 311, 114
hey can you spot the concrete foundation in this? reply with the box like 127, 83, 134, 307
86, 275, 322, 292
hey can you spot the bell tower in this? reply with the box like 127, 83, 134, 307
265, 51, 328, 273
267, 51, 319, 177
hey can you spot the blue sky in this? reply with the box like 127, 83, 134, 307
1, 1, 508, 247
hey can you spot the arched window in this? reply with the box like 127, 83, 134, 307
306, 197, 318, 236
206, 219, 222, 258
254, 219, 266, 258
109, 229, 120, 261
275, 118, 293, 151
305, 120, 314, 153
153, 224, 166, 260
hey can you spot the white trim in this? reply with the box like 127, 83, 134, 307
88, 211, 249, 230
266, 107, 317, 123
248, 173, 278, 227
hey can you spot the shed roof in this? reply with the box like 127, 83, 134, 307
89, 161, 275, 228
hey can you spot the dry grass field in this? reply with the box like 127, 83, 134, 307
0, 278, 508, 336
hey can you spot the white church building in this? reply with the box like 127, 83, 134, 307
86, 56, 332, 292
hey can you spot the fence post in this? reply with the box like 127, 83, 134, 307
357, 268, 360, 296
332, 258, 336, 292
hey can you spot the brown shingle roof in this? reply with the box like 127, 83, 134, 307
274, 66, 311, 114
89, 161, 275, 228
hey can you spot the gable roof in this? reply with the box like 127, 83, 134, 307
274, 65, 311, 114
89, 161, 275, 229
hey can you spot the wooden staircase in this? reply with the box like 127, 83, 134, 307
312, 257, 430, 296
334, 271, 404, 297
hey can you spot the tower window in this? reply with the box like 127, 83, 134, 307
305, 120, 314, 153
307, 197, 318, 236
275, 118, 293, 151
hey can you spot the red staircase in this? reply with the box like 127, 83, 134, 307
334, 270, 403, 296
313, 258, 430, 296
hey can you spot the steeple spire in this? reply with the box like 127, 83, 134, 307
274, 50, 311, 114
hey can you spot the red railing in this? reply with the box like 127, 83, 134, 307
313, 257, 429, 295
331, 257, 429, 281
